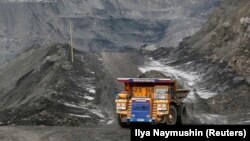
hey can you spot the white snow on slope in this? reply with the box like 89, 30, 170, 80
69, 114, 91, 118
87, 88, 96, 94
107, 120, 115, 125
90, 109, 105, 119
197, 113, 228, 124
63, 102, 105, 119
63, 103, 87, 110
82, 95, 95, 101
139, 60, 217, 101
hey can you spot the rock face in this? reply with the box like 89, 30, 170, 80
0, 0, 219, 65
150, 0, 250, 115
182, 0, 250, 83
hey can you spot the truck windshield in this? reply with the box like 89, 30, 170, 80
132, 87, 154, 97
156, 88, 167, 94
155, 87, 168, 99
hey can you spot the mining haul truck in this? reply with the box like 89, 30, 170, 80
115, 78, 189, 127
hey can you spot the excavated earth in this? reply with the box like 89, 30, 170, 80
146, 39, 250, 124
0, 43, 223, 140
0, 2, 249, 140
0, 42, 249, 141
0, 44, 144, 126
139, 0, 250, 125
0, 44, 144, 141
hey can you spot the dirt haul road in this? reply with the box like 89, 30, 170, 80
96, 52, 144, 121
0, 125, 129, 141
0, 51, 144, 141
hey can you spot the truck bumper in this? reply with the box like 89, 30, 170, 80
129, 118, 153, 123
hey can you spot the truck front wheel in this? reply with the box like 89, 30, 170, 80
165, 105, 177, 125
117, 114, 130, 128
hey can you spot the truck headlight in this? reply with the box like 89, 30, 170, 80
157, 104, 167, 110
117, 103, 126, 110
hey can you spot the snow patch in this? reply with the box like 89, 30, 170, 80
83, 95, 95, 101
139, 60, 217, 100
84, 78, 95, 81
64, 103, 105, 119
140, 60, 198, 82
144, 44, 157, 51
69, 114, 91, 118
86, 88, 96, 94
240, 120, 250, 123
90, 109, 105, 118
63, 103, 87, 110
196, 89, 218, 99
197, 114, 228, 124
107, 120, 115, 125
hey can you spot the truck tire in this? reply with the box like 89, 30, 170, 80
177, 104, 188, 125
117, 114, 129, 128
165, 105, 177, 125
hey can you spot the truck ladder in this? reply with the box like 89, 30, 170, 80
127, 100, 132, 118
152, 101, 157, 120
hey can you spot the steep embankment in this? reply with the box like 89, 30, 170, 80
0, 44, 144, 126
186, 0, 250, 83
148, 0, 250, 122
179, 0, 250, 116
0, 44, 107, 126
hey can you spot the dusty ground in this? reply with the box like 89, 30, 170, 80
0, 125, 129, 141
